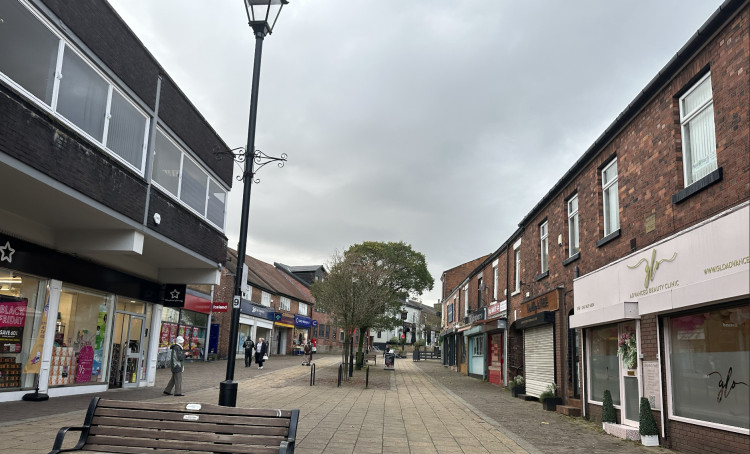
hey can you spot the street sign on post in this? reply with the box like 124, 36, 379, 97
232, 296, 240, 309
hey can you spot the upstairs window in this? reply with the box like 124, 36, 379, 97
493, 266, 498, 301
514, 248, 521, 292
298, 302, 308, 316
602, 159, 620, 236
568, 195, 579, 256
680, 73, 717, 186
261, 291, 271, 307
280, 296, 290, 311
540, 221, 549, 273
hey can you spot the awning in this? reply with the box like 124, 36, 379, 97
463, 325, 483, 337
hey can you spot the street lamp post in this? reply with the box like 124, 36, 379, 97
218, 0, 289, 408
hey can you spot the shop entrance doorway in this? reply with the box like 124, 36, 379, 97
110, 312, 146, 388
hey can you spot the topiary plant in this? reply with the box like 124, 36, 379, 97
602, 390, 616, 424
639, 397, 658, 436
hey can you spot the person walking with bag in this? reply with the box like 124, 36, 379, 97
243, 336, 255, 367
163, 336, 185, 396
255, 337, 268, 369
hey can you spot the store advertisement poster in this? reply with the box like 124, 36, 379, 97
160, 323, 170, 346
169, 324, 177, 342
76, 345, 94, 383
23, 298, 49, 374
92, 306, 106, 378
0, 297, 27, 353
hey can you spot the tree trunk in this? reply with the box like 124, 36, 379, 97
356, 326, 368, 369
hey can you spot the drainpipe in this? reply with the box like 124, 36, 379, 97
142, 75, 162, 227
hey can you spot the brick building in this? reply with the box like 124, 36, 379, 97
440, 1, 749, 451
0, 0, 231, 401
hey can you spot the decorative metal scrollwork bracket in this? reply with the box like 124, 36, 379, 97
215, 147, 287, 183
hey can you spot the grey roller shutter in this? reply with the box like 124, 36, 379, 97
524, 324, 554, 398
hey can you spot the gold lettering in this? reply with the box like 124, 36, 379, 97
628, 249, 677, 289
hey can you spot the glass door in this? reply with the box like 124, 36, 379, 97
620, 321, 640, 426
111, 312, 145, 388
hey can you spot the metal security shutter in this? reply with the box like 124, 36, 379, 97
524, 325, 554, 398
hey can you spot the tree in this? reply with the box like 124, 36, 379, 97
311, 241, 434, 371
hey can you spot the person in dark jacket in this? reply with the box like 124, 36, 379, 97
254, 338, 268, 369
243, 337, 255, 367
163, 336, 185, 396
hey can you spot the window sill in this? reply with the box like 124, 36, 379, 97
672, 167, 723, 204
535, 271, 549, 281
596, 229, 621, 248
562, 252, 580, 266
511, 290, 520, 297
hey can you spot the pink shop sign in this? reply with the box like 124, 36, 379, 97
76, 345, 94, 383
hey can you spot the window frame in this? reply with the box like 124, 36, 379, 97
540, 220, 549, 273
513, 247, 521, 295
679, 72, 717, 188
493, 265, 499, 301
298, 302, 308, 316
279, 296, 290, 311
602, 158, 620, 237
261, 291, 271, 308
568, 194, 579, 257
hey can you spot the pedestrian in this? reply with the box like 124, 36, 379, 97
243, 336, 255, 367
163, 336, 185, 396
302, 340, 312, 366
255, 337, 268, 369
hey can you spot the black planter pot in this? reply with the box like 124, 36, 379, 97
542, 397, 563, 411
511, 386, 525, 398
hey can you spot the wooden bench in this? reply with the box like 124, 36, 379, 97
364, 353, 377, 365
415, 350, 440, 360
49, 397, 298, 454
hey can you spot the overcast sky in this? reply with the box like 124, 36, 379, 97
108, 0, 723, 306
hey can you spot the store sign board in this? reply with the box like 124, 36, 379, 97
184, 293, 211, 314
519, 291, 559, 319
240, 301, 274, 320
294, 315, 312, 328
212, 302, 229, 312
488, 300, 507, 317
574, 205, 749, 316
163, 284, 186, 308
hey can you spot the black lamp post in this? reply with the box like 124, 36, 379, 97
218, 0, 289, 408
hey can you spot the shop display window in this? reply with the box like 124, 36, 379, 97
589, 324, 620, 404
53, 287, 110, 387
159, 307, 206, 359
667, 302, 749, 430
1, 269, 43, 391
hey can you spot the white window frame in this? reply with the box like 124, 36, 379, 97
568, 194, 579, 257
512, 239, 522, 295
280, 296, 290, 311
261, 291, 271, 307
540, 221, 549, 273
679, 72, 717, 187
493, 265, 499, 301
0, 2, 149, 176
602, 159, 620, 236
463, 285, 469, 317
298, 302, 308, 316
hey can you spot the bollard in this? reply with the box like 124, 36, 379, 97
338, 364, 342, 387
366, 365, 370, 389
310, 363, 316, 386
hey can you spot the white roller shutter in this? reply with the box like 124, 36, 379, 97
524, 324, 554, 398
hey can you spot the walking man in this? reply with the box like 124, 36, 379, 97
243, 336, 255, 367
163, 336, 185, 396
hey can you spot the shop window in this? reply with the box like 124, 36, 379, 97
567, 194, 579, 256
54, 287, 110, 387
280, 297, 290, 311
680, 73, 717, 187
602, 159, 619, 237
0, 270, 44, 391
588, 324, 621, 405
473, 338, 484, 356
667, 303, 749, 429
540, 221, 549, 273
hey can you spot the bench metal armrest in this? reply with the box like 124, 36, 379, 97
49, 425, 89, 453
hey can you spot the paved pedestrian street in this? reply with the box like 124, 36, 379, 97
0, 355, 675, 453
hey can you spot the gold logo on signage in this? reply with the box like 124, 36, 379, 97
627, 249, 677, 289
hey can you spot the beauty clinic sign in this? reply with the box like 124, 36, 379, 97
572, 205, 749, 327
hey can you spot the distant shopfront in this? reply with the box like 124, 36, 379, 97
235, 300, 273, 357
159, 290, 213, 361
513, 289, 560, 398
482, 300, 507, 386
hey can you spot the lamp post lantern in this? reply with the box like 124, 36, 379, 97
218, 0, 289, 408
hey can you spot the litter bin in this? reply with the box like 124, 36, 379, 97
412, 349, 420, 361
384, 352, 395, 370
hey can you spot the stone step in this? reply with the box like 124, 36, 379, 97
556, 405, 581, 417
603, 423, 640, 441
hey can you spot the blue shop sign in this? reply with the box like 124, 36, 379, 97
312, 320, 318, 327
240, 300, 274, 320
294, 315, 312, 328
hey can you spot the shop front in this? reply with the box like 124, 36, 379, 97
514, 289, 560, 398
571, 203, 749, 448
273, 314, 295, 355
293, 315, 312, 354
0, 233, 166, 402
465, 308, 486, 379
158, 289, 213, 366
482, 299, 508, 386
235, 300, 274, 358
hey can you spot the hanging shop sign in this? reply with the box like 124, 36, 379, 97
294, 315, 312, 328
467, 308, 485, 324
518, 290, 559, 319
163, 284, 186, 308
212, 302, 229, 312
240, 300, 274, 320
487, 300, 507, 318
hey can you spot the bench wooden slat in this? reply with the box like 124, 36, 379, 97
91, 415, 291, 436
79, 444, 189, 454
89, 425, 286, 445
97, 399, 293, 418
94, 407, 291, 427
85, 434, 281, 454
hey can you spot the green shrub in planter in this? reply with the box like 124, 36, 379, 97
539, 382, 557, 403
639, 397, 658, 435
602, 390, 616, 424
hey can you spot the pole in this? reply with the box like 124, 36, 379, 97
219, 23, 267, 408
